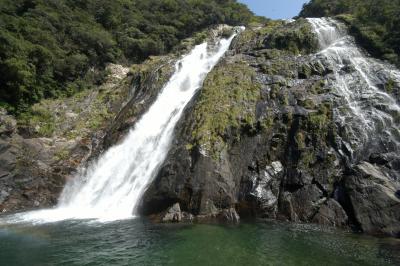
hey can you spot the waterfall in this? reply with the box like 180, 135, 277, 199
5, 30, 239, 224
307, 18, 400, 160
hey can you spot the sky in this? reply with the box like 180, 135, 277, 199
238, 0, 310, 19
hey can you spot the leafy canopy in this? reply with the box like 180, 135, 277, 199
0, 0, 254, 113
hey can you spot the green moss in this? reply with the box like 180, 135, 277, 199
191, 62, 260, 156
307, 102, 332, 137
261, 59, 296, 78
298, 64, 312, 79
18, 74, 129, 138
335, 14, 354, 22
257, 20, 285, 36
299, 149, 316, 168
233, 20, 285, 52
54, 148, 70, 161
260, 49, 286, 60
310, 80, 326, 94
385, 79, 395, 94
88, 106, 113, 130
234, 29, 257, 48
284, 110, 294, 124
295, 131, 306, 150
279, 91, 289, 105
264, 19, 319, 55
269, 84, 280, 99
16, 145, 38, 170
301, 99, 316, 109
194, 31, 208, 45
18, 104, 56, 137
221, 28, 234, 38
17, 52, 175, 140
185, 143, 194, 151
260, 109, 275, 132
309, 113, 327, 130
129, 56, 169, 76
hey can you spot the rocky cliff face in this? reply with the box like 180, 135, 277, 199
140, 19, 400, 237
1, 20, 399, 238
0, 56, 175, 213
0, 26, 226, 213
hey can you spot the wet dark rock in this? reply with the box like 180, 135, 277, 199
140, 20, 400, 237
285, 185, 323, 221
312, 199, 348, 227
340, 64, 356, 73
218, 208, 240, 223
346, 162, 400, 236
0, 19, 398, 239
369, 153, 390, 165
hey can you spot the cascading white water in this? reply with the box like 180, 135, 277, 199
4, 30, 240, 224
307, 18, 400, 159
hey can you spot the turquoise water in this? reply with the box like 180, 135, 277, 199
0, 219, 399, 266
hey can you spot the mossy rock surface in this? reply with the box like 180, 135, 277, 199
190, 61, 261, 156
263, 19, 319, 55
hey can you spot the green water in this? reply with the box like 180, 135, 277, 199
0, 219, 399, 266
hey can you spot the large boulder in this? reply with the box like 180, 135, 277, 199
312, 199, 348, 227
346, 162, 400, 236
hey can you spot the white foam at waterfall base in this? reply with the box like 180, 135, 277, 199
2, 31, 239, 225
307, 18, 400, 158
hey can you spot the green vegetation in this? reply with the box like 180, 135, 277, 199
18, 104, 56, 136
54, 148, 70, 161
17, 53, 175, 139
265, 19, 319, 55
299, 0, 400, 66
0, 0, 255, 113
191, 62, 260, 156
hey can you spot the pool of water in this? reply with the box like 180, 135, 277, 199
0, 218, 399, 266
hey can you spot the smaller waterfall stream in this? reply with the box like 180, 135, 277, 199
4, 30, 239, 224
307, 18, 400, 160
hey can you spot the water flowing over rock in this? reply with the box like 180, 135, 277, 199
141, 18, 400, 237
307, 18, 400, 162
3, 29, 239, 224
1, 17, 399, 237
307, 18, 400, 235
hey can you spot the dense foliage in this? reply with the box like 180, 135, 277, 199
0, 0, 254, 113
299, 0, 400, 67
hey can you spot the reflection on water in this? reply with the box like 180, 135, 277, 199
0, 219, 399, 266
